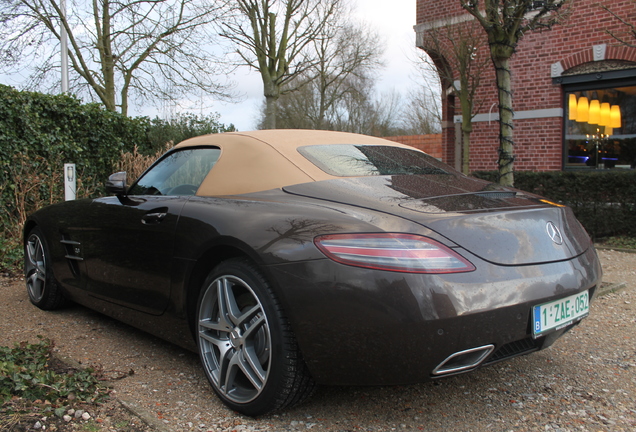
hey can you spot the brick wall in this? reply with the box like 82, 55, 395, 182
384, 134, 443, 159
416, 0, 465, 25
416, 0, 636, 172
461, 117, 564, 172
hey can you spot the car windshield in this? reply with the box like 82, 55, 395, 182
298, 144, 450, 177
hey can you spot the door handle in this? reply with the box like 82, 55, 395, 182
142, 211, 167, 225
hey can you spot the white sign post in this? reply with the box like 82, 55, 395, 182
64, 163, 76, 201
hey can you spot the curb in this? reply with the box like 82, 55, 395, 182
597, 281, 628, 297
118, 397, 174, 432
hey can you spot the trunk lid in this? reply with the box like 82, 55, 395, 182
283, 175, 591, 266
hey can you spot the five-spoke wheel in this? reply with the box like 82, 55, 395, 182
24, 227, 68, 310
25, 231, 47, 303
196, 259, 314, 416
198, 273, 271, 404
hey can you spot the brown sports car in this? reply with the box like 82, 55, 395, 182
24, 130, 601, 416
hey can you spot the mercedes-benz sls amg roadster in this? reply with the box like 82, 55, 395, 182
24, 130, 601, 416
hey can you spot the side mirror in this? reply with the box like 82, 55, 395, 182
105, 171, 127, 195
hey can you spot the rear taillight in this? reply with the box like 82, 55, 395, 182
314, 233, 475, 274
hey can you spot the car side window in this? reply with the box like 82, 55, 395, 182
128, 147, 221, 196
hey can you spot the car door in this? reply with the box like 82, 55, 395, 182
83, 147, 221, 315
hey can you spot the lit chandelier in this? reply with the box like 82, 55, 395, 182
569, 94, 622, 134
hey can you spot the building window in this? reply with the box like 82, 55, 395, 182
565, 85, 636, 169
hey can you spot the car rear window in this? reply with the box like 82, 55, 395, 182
298, 144, 450, 177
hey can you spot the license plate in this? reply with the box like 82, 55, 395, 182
532, 290, 589, 338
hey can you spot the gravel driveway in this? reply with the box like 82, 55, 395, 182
1, 248, 635, 432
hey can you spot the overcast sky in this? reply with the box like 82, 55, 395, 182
203, 0, 419, 131
0, 0, 421, 130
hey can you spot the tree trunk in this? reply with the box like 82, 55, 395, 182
99, 0, 117, 113
492, 56, 515, 187
264, 94, 278, 129
316, 72, 329, 130
461, 126, 471, 175
459, 88, 473, 175
262, 75, 281, 129
102, 60, 117, 112
120, 86, 129, 117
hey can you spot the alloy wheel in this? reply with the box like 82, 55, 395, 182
197, 275, 272, 404
25, 234, 47, 303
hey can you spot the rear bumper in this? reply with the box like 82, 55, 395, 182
266, 246, 602, 385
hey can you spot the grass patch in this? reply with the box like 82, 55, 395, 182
597, 235, 636, 250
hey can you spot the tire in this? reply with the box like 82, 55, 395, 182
24, 226, 69, 310
196, 258, 315, 416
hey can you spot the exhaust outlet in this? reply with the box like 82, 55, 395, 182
432, 344, 495, 376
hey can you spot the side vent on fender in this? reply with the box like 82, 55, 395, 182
60, 235, 83, 277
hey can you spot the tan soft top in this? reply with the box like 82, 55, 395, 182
174, 129, 418, 196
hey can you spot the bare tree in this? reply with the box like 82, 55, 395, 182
261, 19, 384, 130
308, 21, 383, 130
0, 0, 234, 116
221, 0, 341, 129
268, 76, 408, 137
400, 62, 442, 136
269, 81, 317, 129
330, 86, 407, 136
368, 90, 409, 136
601, 0, 636, 48
460, 0, 568, 186
400, 89, 441, 135
418, 20, 489, 174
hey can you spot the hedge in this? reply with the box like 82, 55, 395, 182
0, 84, 152, 196
0, 85, 233, 272
472, 170, 636, 239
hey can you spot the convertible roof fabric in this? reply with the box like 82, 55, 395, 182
174, 130, 417, 196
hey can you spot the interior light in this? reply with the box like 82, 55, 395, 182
610, 105, 621, 128
588, 100, 600, 125
577, 97, 589, 122
568, 94, 577, 120
600, 102, 611, 127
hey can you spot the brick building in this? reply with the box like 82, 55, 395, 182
415, 0, 636, 172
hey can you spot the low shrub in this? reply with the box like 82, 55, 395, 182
0, 337, 109, 406
472, 170, 636, 239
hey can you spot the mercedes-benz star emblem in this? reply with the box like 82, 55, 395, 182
546, 221, 563, 245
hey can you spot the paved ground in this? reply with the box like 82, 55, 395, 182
1, 248, 635, 431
